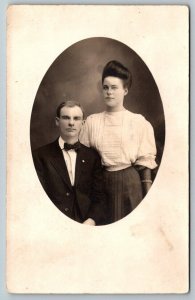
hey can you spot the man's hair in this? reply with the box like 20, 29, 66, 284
102, 60, 132, 89
56, 100, 85, 118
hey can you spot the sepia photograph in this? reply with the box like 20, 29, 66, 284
30, 37, 165, 225
6, 5, 189, 294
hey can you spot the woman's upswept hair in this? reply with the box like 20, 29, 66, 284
102, 60, 132, 89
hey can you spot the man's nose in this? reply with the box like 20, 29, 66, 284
68, 119, 74, 126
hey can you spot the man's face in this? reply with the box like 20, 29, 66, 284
55, 106, 83, 140
102, 76, 128, 110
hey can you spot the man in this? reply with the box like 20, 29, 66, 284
32, 100, 107, 225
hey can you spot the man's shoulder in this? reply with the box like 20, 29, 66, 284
32, 140, 58, 156
80, 143, 100, 158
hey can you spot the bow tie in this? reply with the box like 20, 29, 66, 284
64, 141, 81, 152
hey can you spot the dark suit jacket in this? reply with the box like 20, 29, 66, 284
32, 139, 107, 225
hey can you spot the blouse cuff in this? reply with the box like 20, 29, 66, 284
135, 157, 158, 170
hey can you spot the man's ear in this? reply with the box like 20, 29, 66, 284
55, 117, 59, 127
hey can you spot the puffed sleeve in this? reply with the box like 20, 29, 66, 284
135, 117, 158, 169
79, 117, 91, 147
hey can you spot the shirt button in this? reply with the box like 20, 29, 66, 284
65, 208, 69, 212
66, 192, 70, 196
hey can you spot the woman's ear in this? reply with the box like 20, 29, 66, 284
124, 88, 128, 96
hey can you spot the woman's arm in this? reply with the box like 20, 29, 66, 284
139, 167, 153, 196
134, 117, 157, 196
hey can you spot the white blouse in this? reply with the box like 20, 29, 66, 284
79, 110, 157, 171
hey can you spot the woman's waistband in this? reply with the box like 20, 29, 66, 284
104, 164, 132, 172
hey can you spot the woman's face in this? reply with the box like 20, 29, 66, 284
102, 76, 128, 111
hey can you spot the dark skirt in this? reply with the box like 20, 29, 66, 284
103, 166, 143, 224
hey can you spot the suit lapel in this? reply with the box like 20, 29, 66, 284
49, 140, 72, 189
75, 146, 86, 187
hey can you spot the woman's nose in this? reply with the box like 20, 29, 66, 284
107, 88, 112, 94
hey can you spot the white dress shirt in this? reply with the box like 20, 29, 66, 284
58, 136, 77, 186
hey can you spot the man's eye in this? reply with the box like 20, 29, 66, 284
103, 86, 108, 90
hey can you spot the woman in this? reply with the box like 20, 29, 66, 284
80, 60, 157, 224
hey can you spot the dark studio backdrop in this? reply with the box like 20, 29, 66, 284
30, 37, 165, 173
